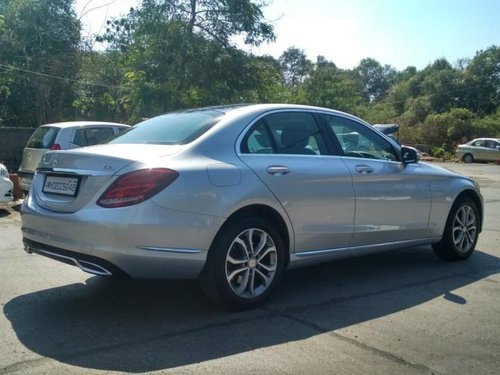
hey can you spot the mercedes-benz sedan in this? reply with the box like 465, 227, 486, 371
21, 104, 483, 309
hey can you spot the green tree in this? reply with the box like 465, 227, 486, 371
278, 47, 313, 94
0, 0, 80, 127
354, 58, 396, 103
303, 56, 364, 114
464, 46, 500, 115
420, 59, 463, 114
87, 0, 279, 122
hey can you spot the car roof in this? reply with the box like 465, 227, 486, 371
38, 121, 129, 129
172, 103, 367, 123
472, 138, 500, 142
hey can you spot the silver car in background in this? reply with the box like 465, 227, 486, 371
21, 104, 483, 309
18, 121, 129, 193
456, 138, 500, 163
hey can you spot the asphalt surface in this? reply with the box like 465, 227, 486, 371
0, 162, 499, 374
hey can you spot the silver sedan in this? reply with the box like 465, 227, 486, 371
21, 104, 484, 309
456, 138, 500, 163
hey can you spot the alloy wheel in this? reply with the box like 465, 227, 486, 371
452, 204, 477, 253
225, 228, 278, 298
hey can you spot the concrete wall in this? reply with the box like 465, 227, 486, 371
0, 128, 36, 173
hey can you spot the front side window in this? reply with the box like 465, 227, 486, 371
485, 140, 500, 149
109, 111, 223, 145
323, 115, 398, 161
242, 112, 327, 155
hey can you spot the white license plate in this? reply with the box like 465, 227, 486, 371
21, 177, 32, 187
43, 175, 80, 196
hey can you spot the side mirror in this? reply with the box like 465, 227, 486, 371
401, 146, 420, 164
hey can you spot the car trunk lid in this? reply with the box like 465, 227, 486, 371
32, 144, 181, 213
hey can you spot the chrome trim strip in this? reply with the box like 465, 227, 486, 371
295, 246, 351, 257
35, 249, 113, 276
295, 238, 436, 257
137, 246, 202, 254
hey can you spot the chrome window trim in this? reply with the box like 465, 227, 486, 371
235, 108, 396, 157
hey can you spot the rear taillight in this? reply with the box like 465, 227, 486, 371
97, 168, 179, 208
50, 144, 61, 150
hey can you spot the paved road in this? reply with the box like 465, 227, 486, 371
0, 162, 499, 374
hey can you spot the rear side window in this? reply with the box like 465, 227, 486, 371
73, 127, 115, 147
471, 140, 485, 147
242, 112, 327, 155
26, 127, 60, 149
109, 111, 222, 145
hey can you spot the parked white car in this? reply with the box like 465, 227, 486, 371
18, 121, 129, 193
0, 163, 14, 204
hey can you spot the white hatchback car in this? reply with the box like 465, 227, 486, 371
0, 163, 13, 204
18, 121, 129, 193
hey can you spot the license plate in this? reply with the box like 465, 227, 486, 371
43, 175, 80, 196
21, 176, 32, 187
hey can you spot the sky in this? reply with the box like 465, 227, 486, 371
75, 0, 500, 71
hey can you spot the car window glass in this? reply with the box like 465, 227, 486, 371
26, 127, 60, 149
472, 140, 485, 147
73, 128, 115, 147
243, 120, 274, 154
484, 140, 499, 149
110, 111, 222, 145
242, 112, 327, 155
87, 128, 115, 145
73, 129, 87, 146
324, 115, 398, 161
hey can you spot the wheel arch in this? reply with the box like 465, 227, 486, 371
214, 204, 291, 266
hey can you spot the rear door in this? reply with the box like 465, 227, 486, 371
238, 111, 355, 253
321, 114, 432, 246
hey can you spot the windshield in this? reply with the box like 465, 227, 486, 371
109, 111, 223, 145
26, 127, 60, 149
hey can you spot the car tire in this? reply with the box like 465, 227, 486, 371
199, 217, 286, 310
463, 154, 474, 163
432, 197, 479, 261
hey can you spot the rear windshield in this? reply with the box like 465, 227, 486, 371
109, 111, 223, 145
26, 127, 60, 149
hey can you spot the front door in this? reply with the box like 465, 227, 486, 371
322, 114, 432, 246
238, 111, 356, 252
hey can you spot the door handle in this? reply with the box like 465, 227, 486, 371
355, 165, 374, 174
267, 166, 290, 176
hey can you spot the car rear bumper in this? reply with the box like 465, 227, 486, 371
21, 197, 225, 279
17, 170, 34, 192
